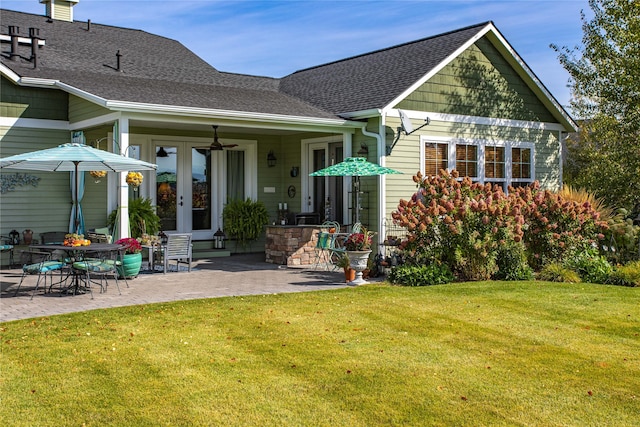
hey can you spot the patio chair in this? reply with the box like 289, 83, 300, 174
13, 250, 66, 299
72, 249, 122, 298
158, 233, 192, 273
0, 243, 14, 268
313, 221, 343, 270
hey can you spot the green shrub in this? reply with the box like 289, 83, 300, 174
494, 242, 534, 281
388, 263, 454, 287
564, 251, 613, 284
607, 261, 640, 287
107, 197, 161, 238
538, 263, 581, 283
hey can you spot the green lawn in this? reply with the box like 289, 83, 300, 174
1, 282, 638, 426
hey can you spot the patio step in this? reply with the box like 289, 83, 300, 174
192, 240, 230, 259
193, 248, 231, 259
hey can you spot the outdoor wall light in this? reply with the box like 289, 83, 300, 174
357, 143, 369, 157
267, 150, 277, 167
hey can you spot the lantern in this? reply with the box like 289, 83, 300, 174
214, 228, 226, 249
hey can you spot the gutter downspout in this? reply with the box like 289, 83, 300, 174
360, 118, 385, 248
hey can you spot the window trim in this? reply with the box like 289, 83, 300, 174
420, 136, 535, 189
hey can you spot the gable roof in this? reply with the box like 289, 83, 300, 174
1, 9, 575, 130
280, 23, 490, 115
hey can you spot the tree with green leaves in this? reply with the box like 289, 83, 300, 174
552, 0, 640, 213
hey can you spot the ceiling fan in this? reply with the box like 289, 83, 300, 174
209, 125, 238, 151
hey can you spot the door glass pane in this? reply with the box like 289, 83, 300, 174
192, 148, 211, 230
226, 151, 245, 201
312, 149, 326, 218
328, 144, 344, 223
156, 146, 177, 231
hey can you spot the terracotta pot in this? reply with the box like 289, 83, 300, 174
344, 268, 356, 283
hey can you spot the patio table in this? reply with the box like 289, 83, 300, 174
30, 243, 124, 295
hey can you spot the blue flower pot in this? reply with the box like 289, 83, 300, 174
117, 252, 142, 278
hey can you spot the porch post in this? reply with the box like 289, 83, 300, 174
117, 117, 130, 239
343, 132, 353, 225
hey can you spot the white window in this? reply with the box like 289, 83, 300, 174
424, 142, 448, 176
421, 137, 534, 189
455, 144, 478, 179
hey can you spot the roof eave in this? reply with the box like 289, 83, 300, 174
105, 99, 362, 128
1, 68, 361, 130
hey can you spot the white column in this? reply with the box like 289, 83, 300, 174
117, 117, 130, 239
343, 132, 353, 224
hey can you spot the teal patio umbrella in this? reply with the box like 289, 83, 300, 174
0, 143, 157, 234
309, 157, 402, 223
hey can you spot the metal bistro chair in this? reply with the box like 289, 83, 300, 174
72, 249, 122, 298
313, 221, 342, 270
14, 250, 66, 299
158, 233, 193, 273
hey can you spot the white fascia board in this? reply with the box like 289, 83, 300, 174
16, 76, 58, 88
387, 108, 568, 132
105, 100, 359, 129
382, 23, 493, 116
53, 81, 109, 106
0, 116, 69, 130
0, 64, 21, 83
69, 112, 121, 131
340, 109, 383, 120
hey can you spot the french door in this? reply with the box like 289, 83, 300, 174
307, 142, 345, 224
155, 142, 212, 239
154, 140, 253, 240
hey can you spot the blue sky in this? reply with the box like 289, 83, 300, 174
3, 0, 591, 109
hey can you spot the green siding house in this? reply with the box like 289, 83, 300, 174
0, 0, 576, 259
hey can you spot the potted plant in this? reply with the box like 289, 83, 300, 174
336, 253, 356, 283
108, 197, 161, 239
222, 198, 269, 250
115, 237, 143, 278
344, 227, 374, 285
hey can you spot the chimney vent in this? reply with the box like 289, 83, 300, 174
116, 50, 123, 72
8, 26, 20, 61
29, 28, 40, 68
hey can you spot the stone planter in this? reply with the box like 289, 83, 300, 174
117, 252, 142, 278
346, 250, 371, 285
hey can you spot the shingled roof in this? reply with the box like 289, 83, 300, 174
1, 10, 532, 122
279, 23, 490, 115
0, 9, 337, 119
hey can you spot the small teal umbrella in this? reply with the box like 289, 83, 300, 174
0, 143, 157, 234
310, 157, 402, 223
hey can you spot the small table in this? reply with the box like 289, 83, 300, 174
141, 243, 162, 272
